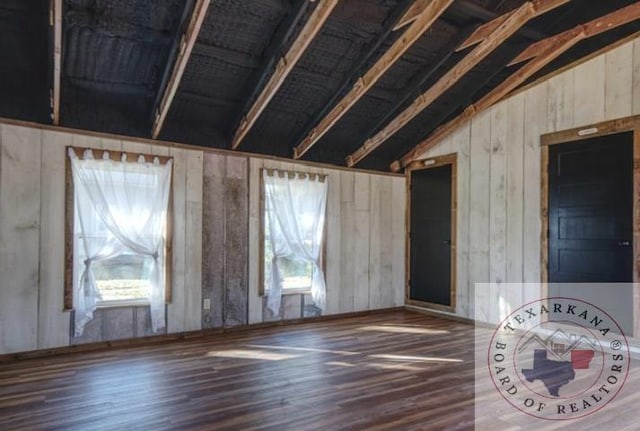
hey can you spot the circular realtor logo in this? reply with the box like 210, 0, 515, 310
488, 297, 630, 420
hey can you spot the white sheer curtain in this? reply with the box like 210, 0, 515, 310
69, 148, 172, 336
264, 170, 327, 315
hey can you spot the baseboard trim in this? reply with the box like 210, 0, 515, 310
404, 304, 475, 325
0, 306, 405, 362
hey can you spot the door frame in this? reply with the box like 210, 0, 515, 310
540, 115, 640, 335
405, 153, 457, 313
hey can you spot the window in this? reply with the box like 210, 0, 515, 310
260, 168, 328, 315
65, 147, 172, 336
82, 252, 154, 304
264, 202, 315, 293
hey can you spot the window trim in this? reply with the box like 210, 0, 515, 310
64, 146, 174, 310
258, 168, 327, 297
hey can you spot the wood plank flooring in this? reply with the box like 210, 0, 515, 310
0, 310, 638, 430
0, 311, 474, 430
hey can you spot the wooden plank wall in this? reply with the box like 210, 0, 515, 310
0, 123, 405, 354
415, 38, 640, 323
0, 124, 203, 353
0, 126, 42, 353
247, 159, 406, 324
202, 153, 249, 329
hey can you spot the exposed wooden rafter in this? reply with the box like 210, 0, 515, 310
393, 2, 640, 172
393, 0, 431, 31
291, 0, 414, 154
152, 0, 211, 139
345, 0, 569, 168
353, 25, 478, 161
456, 10, 513, 51
231, 0, 341, 150
51, 0, 62, 125
452, 0, 546, 42
229, 0, 311, 144
292, 0, 454, 160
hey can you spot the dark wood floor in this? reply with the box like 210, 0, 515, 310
0, 311, 476, 430
2, 310, 639, 430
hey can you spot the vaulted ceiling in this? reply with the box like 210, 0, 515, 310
2, 0, 640, 171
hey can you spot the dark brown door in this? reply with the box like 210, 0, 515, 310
409, 164, 453, 307
548, 132, 633, 282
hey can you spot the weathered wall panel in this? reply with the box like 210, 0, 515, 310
223, 157, 248, 327
202, 153, 226, 328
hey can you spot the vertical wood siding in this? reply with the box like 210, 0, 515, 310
0, 125, 404, 354
416, 39, 640, 321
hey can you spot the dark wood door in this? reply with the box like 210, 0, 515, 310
548, 132, 633, 282
409, 163, 453, 307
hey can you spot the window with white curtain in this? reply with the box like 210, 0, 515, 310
67, 148, 172, 336
261, 169, 328, 315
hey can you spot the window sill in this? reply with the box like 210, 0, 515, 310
259, 289, 311, 297
282, 288, 311, 296
96, 299, 150, 309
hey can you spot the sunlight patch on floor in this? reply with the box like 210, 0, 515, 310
325, 361, 356, 367
206, 349, 300, 361
246, 344, 359, 356
357, 324, 450, 335
369, 354, 463, 363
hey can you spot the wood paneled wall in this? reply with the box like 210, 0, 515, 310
416, 38, 640, 323
0, 125, 204, 354
246, 159, 406, 324
0, 124, 405, 354
202, 153, 249, 328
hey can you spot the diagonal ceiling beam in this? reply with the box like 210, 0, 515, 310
51, 0, 62, 125
393, 2, 640, 171
292, 0, 455, 160
457, 0, 563, 51
152, 0, 211, 139
231, 0, 341, 150
400, 0, 547, 40
348, 25, 478, 163
452, 0, 546, 41
394, 0, 431, 31
229, 0, 311, 144
457, 10, 513, 51
345, 0, 570, 167
291, 0, 415, 153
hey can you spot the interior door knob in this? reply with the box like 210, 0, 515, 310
618, 240, 631, 247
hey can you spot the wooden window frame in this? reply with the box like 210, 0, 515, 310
64, 146, 174, 310
540, 115, 640, 336
258, 168, 328, 297
405, 153, 457, 313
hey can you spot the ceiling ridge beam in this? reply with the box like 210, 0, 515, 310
392, 2, 640, 171
231, 0, 341, 150
345, 0, 569, 168
292, 0, 454, 160
152, 0, 211, 139
51, 0, 62, 125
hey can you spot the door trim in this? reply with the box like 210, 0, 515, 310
540, 115, 640, 336
405, 153, 457, 313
